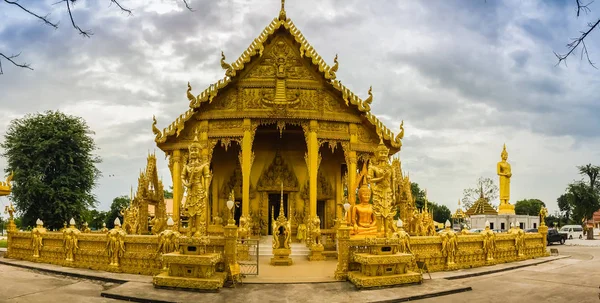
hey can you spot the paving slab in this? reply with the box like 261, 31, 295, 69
430, 255, 570, 280
0, 257, 152, 284
101, 280, 472, 303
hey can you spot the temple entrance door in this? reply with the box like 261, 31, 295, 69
268, 193, 288, 235
317, 200, 325, 229
234, 199, 242, 225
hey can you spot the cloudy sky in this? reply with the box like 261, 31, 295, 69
1, 0, 599, 216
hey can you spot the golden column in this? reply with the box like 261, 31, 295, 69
199, 120, 210, 229
347, 124, 358, 206
241, 119, 253, 218
171, 150, 183, 229
308, 120, 319, 218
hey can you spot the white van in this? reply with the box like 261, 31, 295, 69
559, 225, 584, 240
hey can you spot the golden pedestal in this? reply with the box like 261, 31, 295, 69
153, 252, 226, 291
347, 253, 421, 289
498, 203, 515, 215
270, 248, 293, 266
347, 243, 422, 289
308, 243, 326, 261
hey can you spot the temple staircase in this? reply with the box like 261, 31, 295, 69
258, 236, 310, 257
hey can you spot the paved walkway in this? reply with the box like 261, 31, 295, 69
0, 263, 120, 302
0, 251, 569, 302
419, 246, 600, 303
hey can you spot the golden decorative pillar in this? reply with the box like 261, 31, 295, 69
308, 120, 319, 218
171, 149, 183, 229
334, 217, 351, 280
347, 124, 358, 206
241, 119, 253, 218
224, 218, 239, 279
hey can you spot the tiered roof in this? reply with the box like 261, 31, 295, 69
153, 1, 403, 151
465, 195, 498, 216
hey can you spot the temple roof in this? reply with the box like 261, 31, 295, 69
451, 199, 466, 219
153, 2, 403, 151
465, 196, 498, 216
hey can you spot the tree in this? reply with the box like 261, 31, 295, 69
1, 111, 101, 229
410, 182, 427, 210
430, 203, 451, 224
567, 163, 600, 240
83, 209, 108, 230
555, 1, 600, 67
164, 185, 173, 199
106, 195, 130, 228
514, 199, 546, 216
557, 193, 573, 222
461, 177, 499, 210
1, 0, 193, 74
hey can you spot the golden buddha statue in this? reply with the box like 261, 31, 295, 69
497, 144, 515, 215
351, 183, 378, 236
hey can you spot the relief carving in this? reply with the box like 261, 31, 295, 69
257, 151, 299, 192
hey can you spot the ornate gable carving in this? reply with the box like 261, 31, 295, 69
242, 35, 316, 81
257, 151, 299, 192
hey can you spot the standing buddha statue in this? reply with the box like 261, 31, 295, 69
497, 144, 515, 215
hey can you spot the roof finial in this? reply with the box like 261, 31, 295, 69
279, 0, 287, 21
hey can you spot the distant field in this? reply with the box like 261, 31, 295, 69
0, 239, 7, 248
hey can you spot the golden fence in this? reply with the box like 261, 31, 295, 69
6, 231, 226, 276
345, 232, 548, 273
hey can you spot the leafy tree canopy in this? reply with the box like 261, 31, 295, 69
1, 111, 101, 229
409, 182, 451, 224
462, 177, 499, 210
164, 185, 173, 199
106, 195, 130, 228
514, 199, 546, 216
557, 193, 573, 221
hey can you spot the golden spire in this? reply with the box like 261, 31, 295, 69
501, 143, 508, 158
278, 181, 286, 219
279, 0, 287, 21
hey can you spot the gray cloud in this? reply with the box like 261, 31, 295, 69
1, 0, 600, 215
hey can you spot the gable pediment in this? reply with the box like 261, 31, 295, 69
156, 9, 403, 153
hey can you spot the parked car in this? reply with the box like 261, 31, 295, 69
559, 225, 584, 239
547, 229, 567, 245
526, 228, 538, 233
469, 228, 483, 233
492, 229, 505, 233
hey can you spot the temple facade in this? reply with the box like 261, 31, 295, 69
152, 4, 407, 238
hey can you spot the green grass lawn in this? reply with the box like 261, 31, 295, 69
0, 239, 7, 248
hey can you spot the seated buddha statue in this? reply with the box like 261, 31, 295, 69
351, 184, 378, 235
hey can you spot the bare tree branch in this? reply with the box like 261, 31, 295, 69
109, 0, 132, 15
1, 0, 194, 74
555, 18, 600, 68
576, 0, 593, 17
4, 0, 59, 29
64, 0, 93, 37
0, 52, 33, 75
181, 0, 194, 11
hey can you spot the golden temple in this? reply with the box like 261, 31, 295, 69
4, 1, 550, 291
